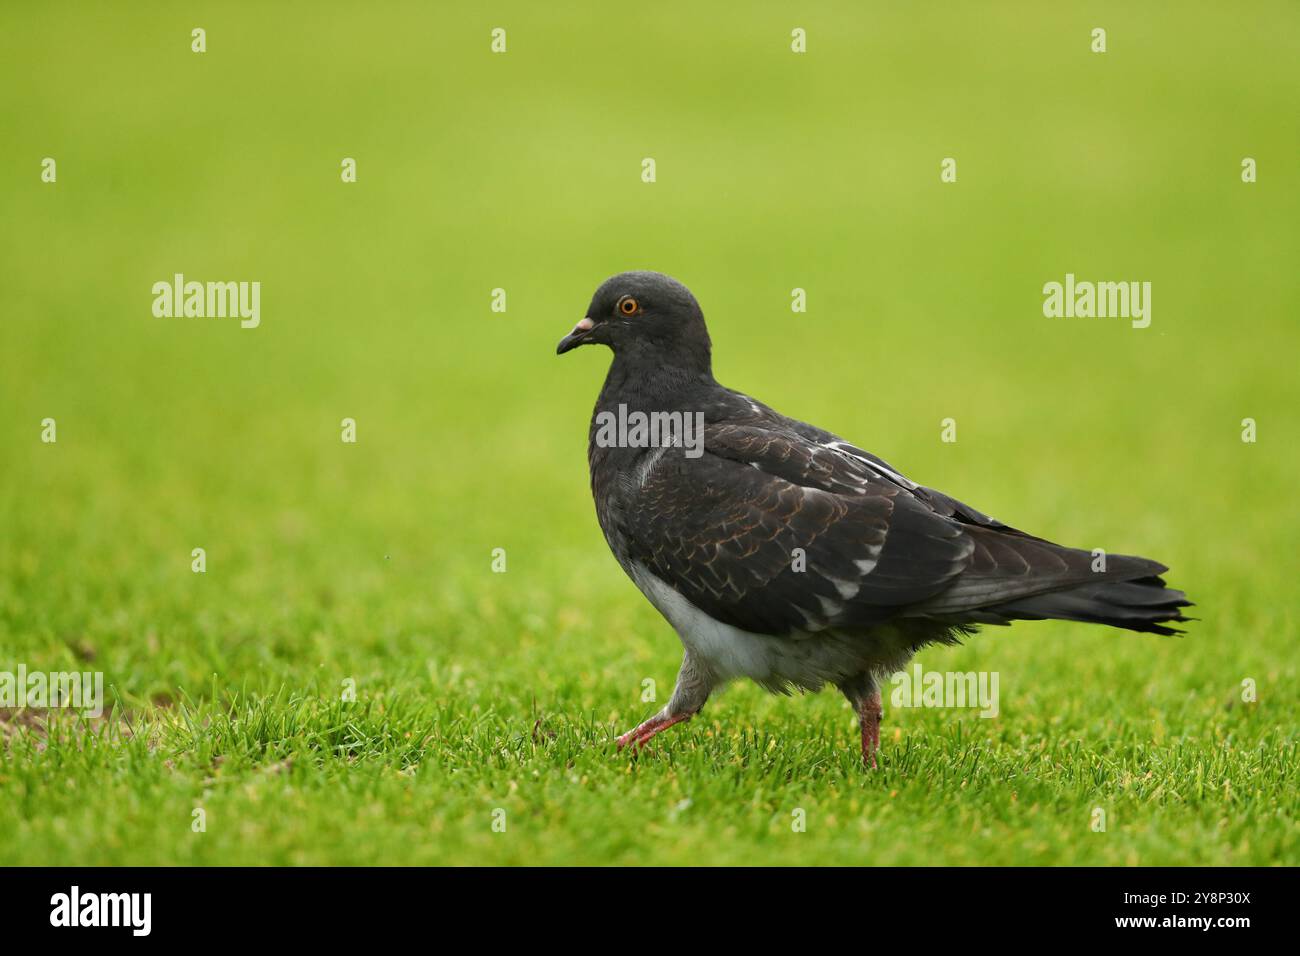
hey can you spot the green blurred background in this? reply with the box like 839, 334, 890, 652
0, 2, 1296, 865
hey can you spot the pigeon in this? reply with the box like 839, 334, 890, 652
557, 271, 1191, 767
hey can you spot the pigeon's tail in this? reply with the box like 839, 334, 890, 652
914, 531, 1194, 636
986, 573, 1193, 636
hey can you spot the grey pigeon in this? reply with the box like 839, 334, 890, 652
557, 271, 1191, 767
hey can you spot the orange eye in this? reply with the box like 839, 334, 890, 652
618, 296, 639, 316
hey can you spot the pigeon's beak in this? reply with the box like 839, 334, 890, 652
556, 317, 595, 355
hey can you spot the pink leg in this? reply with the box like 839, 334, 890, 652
859, 691, 882, 769
616, 711, 693, 750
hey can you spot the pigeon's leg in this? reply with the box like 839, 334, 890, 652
858, 691, 883, 769
839, 673, 883, 769
617, 652, 713, 750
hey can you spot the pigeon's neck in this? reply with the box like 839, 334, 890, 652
597, 350, 717, 413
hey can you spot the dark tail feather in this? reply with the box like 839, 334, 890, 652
989, 574, 1193, 636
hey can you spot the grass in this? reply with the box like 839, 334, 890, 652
1, 1, 1297, 865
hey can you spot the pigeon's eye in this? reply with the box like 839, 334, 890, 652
618, 296, 640, 316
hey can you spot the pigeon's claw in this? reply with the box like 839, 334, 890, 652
616, 711, 692, 751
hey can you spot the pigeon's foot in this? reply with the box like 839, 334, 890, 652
858, 691, 882, 770
616, 710, 692, 751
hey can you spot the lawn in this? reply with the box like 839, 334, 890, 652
0, 1, 1296, 865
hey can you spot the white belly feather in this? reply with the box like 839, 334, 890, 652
628, 562, 912, 693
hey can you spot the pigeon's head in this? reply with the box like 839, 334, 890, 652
557, 271, 712, 373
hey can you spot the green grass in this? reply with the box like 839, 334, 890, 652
1, 1, 1297, 865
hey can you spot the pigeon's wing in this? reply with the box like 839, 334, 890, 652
760, 410, 1019, 532
734, 408, 1177, 589
621, 423, 977, 636
622, 422, 1172, 636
